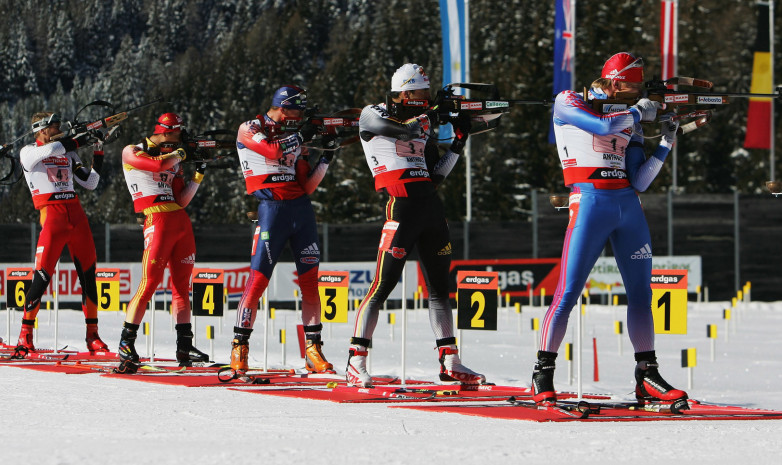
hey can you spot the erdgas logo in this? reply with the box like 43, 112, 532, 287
651, 275, 680, 284
197, 272, 219, 279
462, 276, 491, 285
407, 169, 428, 177
270, 174, 295, 182
319, 276, 345, 283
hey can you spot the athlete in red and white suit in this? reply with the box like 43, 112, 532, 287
16, 112, 108, 355
115, 113, 209, 372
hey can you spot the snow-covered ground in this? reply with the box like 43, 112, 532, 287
2, 300, 782, 465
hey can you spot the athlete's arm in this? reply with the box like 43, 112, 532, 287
71, 152, 100, 190
121, 143, 182, 172
553, 90, 639, 136
626, 140, 671, 192
358, 105, 428, 142
237, 120, 301, 160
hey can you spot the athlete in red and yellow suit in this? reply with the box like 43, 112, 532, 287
121, 140, 203, 327
17, 119, 108, 353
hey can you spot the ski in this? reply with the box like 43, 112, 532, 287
507, 396, 594, 419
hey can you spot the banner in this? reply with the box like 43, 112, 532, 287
439, 0, 468, 141
744, 2, 773, 149
587, 256, 702, 294
549, 0, 576, 144
660, 0, 678, 81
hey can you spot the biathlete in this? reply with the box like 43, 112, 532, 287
532, 52, 687, 407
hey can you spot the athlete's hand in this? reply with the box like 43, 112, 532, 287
321, 136, 338, 163
174, 147, 188, 161
298, 121, 318, 143
449, 113, 471, 154
631, 98, 660, 122
660, 114, 679, 147
195, 162, 208, 174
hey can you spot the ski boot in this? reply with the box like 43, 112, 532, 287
115, 324, 140, 374
438, 344, 487, 385
346, 345, 372, 387
634, 351, 689, 412
305, 334, 335, 373
12, 320, 36, 358
175, 324, 210, 367
85, 321, 109, 354
531, 350, 558, 405
230, 337, 249, 373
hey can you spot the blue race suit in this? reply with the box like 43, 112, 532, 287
540, 88, 673, 354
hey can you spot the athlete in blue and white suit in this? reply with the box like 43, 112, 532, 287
531, 53, 689, 408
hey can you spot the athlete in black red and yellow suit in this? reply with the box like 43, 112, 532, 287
115, 113, 209, 373
230, 85, 336, 374
345, 63, 486, 387
16, 112, 109, 355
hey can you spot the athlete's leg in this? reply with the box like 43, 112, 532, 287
610, 194, 655, 353
539, 190, 617, 353
125, 213, 172, 325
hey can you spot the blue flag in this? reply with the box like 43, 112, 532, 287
440, 0, 467, 142
549, 0, 575, 144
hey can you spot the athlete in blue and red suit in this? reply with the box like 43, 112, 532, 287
531, 53, 688, 407
230, 86, 336, 373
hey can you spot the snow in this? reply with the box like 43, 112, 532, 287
3, 300, 782, 465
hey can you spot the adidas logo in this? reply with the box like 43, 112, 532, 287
437, 243, 452, 256
181, 253, 196, 265
301, 243, 320, 255
631, 243, 652, 260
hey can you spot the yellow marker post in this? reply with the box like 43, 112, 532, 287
143, 321, 150, 358
696, 285, 702, 303
207, 325, 215, 362
565, 343, 573, 385
707, 324, 717, 361
723, 309, 731, 341
531, 317, 540, 351
280, 329, 287, 365
612, 295, 618, 306
540, 288, 546, 308
681, 347, 697, 389
388, 312, 396, 340
614, 320, 624, 355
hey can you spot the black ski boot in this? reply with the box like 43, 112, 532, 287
531, 350, 558, 405
634, 351, 689, 412
115, 323, 140, 374
175, 323, 210, 367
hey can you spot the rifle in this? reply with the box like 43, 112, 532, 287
178, 129, 237, 162
591, 78, 782, 134
259, 107, 362, 149
427, 83, 552, 136
53, 97, 164, 143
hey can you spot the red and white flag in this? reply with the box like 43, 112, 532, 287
660, 0, 677, 81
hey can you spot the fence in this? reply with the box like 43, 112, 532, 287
1, 193, 780, 301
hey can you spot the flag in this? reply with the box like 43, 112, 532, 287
660, 0, 677, 81
745, 3, 773, 149
549, 0, 575, 144
439, 0, 468, 141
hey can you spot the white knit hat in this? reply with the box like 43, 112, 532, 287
391, 63, 430, 92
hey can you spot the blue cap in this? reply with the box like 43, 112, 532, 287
271, 86, 307, 110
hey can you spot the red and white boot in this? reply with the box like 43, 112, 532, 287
14, 320, 36, 357
438, 345, 486, 385
346, 346, 372, 387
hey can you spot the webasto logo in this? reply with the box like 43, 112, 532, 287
696, 96, 725, 104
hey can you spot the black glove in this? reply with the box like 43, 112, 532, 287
321, 136, 338, 163
195, 162, 207, 174
449, 113, 471, 154
299, 122, 318, 143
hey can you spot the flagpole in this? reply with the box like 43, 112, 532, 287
465, 0, 472, 224
770, 0, 775, 182
570, 0, 576, 91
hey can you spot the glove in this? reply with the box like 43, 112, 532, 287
660, 115, 679, 148
195, 162, 208, 174
449, 113, 471, 154
174, 147, 188, 161
321, 136, 338, 163
298, 122, 318, 143
631, 98, 660, 122
414, 113, 431, 136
